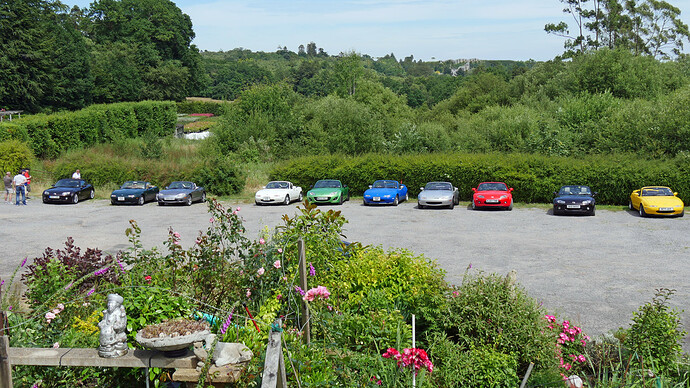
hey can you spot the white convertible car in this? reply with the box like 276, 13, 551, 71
255, 181, 303, 205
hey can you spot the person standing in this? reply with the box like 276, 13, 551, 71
13, 170, 27, 205
3, 172, 13, 203
22, 168, 32, 198
72, 169, 81, 179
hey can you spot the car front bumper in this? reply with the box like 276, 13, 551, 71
111, 195, 142, 204
554, 204, 594, 214
307, 194, 342, 204
643, 206, 684, 216
363, 196, 396, 204
43, 193, 76, 203
474, 198, 511, 208
418, 198, 453, 207
157, 195, 190, 204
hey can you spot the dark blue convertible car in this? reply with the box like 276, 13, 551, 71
363, 180, 408, 206
110, 181, 159, 205
42, 179, 95, 204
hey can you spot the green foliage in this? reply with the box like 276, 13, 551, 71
194, 156, 246, 195
427, 332, 519, 387
0, 140, 34, 174
439, 271, 554, 372
176, 100, 230, 115
625, 288, 686, 376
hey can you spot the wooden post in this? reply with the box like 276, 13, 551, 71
0, 334, 12, 388
297, 239, 310, 344
261, 318, 286, 388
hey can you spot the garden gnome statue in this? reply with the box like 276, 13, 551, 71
98, 293, 128, 357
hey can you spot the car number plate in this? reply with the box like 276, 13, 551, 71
263, 197, 270, 201
567, 205, 581, 209
486, 199, 499, 203
660, 207, 673, 211
49, 195, 59, 199
118, 197, 125, 201
373, 197, 381, 201
317, 197, 328, 201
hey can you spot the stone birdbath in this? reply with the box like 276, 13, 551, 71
136, 319, 211, 357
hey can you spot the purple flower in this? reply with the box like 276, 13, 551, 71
21, 257, 27, 267
87, 287, 95, 296
8, 306, 12, 311
220, 312, 233, 335
94, 267, 110, 276
117, 259, 125, 273
308, 263, 315, 277
0, 279, 4, 287
294, 286, 305, 296
64, 281, 74, 291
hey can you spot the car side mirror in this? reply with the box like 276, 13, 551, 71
344, 185, 348, 188
419, 187, 424, 191
509, 188, 514, 192
553, 191, 557, 196
472, 188, 477, 193
635, 192, 639, 196
593, 192, 598, 196
368, 185, 372, 189
165, 186, 169, 190
399, 185, 403, 189
674, 192, 678, 196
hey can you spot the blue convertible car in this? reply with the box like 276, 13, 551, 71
363, 180, 408, 206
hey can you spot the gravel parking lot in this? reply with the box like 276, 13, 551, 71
1, 198, 689, 349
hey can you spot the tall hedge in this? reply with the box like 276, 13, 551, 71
0, 101, 176, 158
176, 100, 230, 116
270, 153, 690, 205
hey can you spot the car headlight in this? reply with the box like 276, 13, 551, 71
127, 195, 135, 198
383, 194, 391, 198
443, 196, 452, 200
648, 204, 657, 208
111, 194, 116, 197
176, 193, 186, 199
499, 195, 508, 200
62, 191, 71, 195
329, 192, 338, 196
677, 205, 683, 208
582, 200, 591, 205
308, 191, 314, 196
477, 195, 485, 199
556, 200, 565, 204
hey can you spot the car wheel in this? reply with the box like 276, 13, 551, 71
507, 202, 513, 211
201, 192, 206, 203
283, 195, 290, 205
639, 205, 646, 217
43, 198, 48, 204
405, 193, 409, 202
449, 200, 454, 210
678, 209, 684, 218
363, 199, 368, 206
138, 196, 144, 206
418, 203, 424, 209
255, 201, 261, 206
347, 192, 350, 201
629, 200, 634, 211
298, 193, 303, 201
89, 190, 95, 199
72, 194, 79, 204
590, 208, 596, 216
158, 201, 164, 206
185, 196, 192, 206
471, 201, 477, 210
393, 195, 399, 206
338, 195, 344, 205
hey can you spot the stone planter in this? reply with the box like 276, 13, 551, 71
136, 325, 210, 357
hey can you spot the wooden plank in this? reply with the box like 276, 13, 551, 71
8, 347, 196, 369
261, 320, 285, 388
1, 336, 13, 388
298, 239, 310, 344
172, 365, 242, 383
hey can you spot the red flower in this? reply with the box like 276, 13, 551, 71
144, 275, 152, 283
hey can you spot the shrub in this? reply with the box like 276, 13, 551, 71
193, 156, 246, 195
176, 100, 230, 116
0, 139, 34, 174
624, 288, 686, 376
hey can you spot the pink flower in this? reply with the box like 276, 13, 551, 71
277, 248, 283, 253
232, 210, 237, 215
452, 291, 460, 297
303, 285, 330, 302
382, 348, 401, 361
45, 312, 56, 323
257, 267, 265, 276
52, 342, 60, 349
209, 217, 215, 223
246, 289, 251, 297
259, 238, 265, 245
236, 207, 241, 212
195, 238, 202, 245
273, 260, 281, 269
57, 303, 64, 311
544, 314, 556, 323
173, 240, 181, 246
173, 232, 181, 239
276, 294, 282, 300
577, 354, 586, 363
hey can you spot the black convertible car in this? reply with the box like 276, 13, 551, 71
43, 179, 95, 204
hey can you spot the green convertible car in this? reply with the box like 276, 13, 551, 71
306, 179, 350, 205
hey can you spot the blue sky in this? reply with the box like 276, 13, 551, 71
66, 0, 690, 61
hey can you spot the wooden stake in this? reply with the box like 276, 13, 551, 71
0, 335, 13, 388
297, 239, 310, 344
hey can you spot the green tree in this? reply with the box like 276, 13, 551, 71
332, 52, 363, 97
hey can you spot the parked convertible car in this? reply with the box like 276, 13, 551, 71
306, 179, 349, 205
363, 180, 408, 206
629, 186, 684, 217
157, 181, 206, 206
471, 182, 513, 210
553, 185, 596, 216
110, 181, 159, 205
255, 181, 303, 205
418, 181, 459, 209
42, 179, 94, 204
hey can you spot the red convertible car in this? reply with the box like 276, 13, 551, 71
472, 182, 513, 210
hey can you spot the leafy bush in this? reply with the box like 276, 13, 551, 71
193, 156, 246, 195
624, 288, 686, 376
176, 100, 230, 116
0, 139, 34, 174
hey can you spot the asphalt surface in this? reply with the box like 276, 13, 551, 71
1, 197, 689, 350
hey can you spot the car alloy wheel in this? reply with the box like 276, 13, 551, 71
449, 200, 454, 210
90, 190, 95, 199
138, 196, 144, 206
471, 201, 476, 210
298, 193, 303, 201
201, 192, 206, 202
186, 196, 192, 206
393, 195, 399, 206
72, 194, 79, 204
158, 201, 164, 206
405, 193, 409, 202
629, 201, 634, 211
283, 195, 290, 205
639, 205, 646, 217
418, 203, 424, 209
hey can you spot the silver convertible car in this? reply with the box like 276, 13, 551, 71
157, 181, 206, 206
418, 181, 460, 209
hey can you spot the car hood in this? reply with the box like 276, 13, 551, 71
309, 187, 342, 195
555, 195, 594, 203
256, 188, 290, 196
159, 188, 192, 195
364, 188, 398, 196
641, 196, 684, 207
419, 190, 454, 199
44, 187, 80, 194
112, 188, 146, 196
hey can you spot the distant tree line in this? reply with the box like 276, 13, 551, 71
0, 0, 206, 113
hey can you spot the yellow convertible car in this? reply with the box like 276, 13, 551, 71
629, 186, 685, 217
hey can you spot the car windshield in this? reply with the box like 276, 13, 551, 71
122, 181, 145, 189
55, 179, 80, 188
425, 182, 452, 191
477, 182, 507, 191
641, 187, 673, 196
169, 181, 192, 190
558, 185, 592, 196
266, 181, 289, 189
314, 180, 341, 189
372, 180, 398, 189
